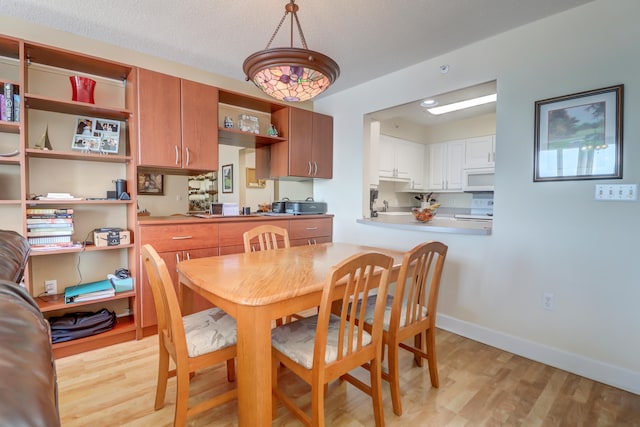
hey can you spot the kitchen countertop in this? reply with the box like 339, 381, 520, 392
357, 211, 492, 235
137, 213, 333, 225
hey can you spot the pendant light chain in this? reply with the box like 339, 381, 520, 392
243, 0, 339, 102
264, 0, 309, 50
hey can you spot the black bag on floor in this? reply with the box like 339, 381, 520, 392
49, 308, 116, 343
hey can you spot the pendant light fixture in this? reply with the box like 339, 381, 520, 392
243, 0, 340, 103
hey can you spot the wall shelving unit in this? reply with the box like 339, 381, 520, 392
0, 34, 140, 357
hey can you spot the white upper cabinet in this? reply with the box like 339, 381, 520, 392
464, 135, 495, 169
427, 140, 465, 191
378, 135, 425, 189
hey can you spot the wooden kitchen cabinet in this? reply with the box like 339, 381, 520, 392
427, 140, 464, 191
137, 68, 218, 171
464, 134, 495, 169
268, 107, 333, 178
378, 135, 425, 189
289, 217, 333, 246
138, 223, 219, 333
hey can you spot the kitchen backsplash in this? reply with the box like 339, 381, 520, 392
374, 181, 477, 211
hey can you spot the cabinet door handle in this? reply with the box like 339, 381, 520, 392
488, 153, 491, 162
185, 147, 190, 166
175, 252, 181, 264
305, 227, 318, 231
308, 161, 312, 176
175, 145, 180, 165
185, 252, 191, 261
314, 161, 318, 176
172, 235, 193, 240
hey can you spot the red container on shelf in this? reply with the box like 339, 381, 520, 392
69, 76, 96, 103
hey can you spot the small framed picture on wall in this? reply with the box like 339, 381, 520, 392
222, 164, 233, 193
138, 173, 164, 195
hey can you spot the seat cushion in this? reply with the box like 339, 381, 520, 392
183, 307, 237, 358
271, 314, 372, 369
360, 294, 428, 330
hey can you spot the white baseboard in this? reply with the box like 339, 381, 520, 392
437, 314, 640, 395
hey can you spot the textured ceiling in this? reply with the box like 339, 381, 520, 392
1, 0, 595, 129
1, 0, 594, 101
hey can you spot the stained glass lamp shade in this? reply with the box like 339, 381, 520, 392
242, 1, 340, 102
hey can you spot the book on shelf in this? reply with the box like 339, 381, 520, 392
27, 222, 75, 229
64, 279, 115, 304
26, 208, 74, 215
26, 218, 74, 224
28, 235, 72, 245
26, 213, 74, 219
27, 229, 74, 237
12, 94, 19, 122
30, 242, 82, 251
3, 83, 13, 122
0, 94, 5, 121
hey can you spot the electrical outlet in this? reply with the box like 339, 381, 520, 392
543, 292, 554, 311
44, 279, 58, 295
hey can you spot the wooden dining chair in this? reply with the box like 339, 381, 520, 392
242, 224, 290, 253
271, 251, 394, 427
360, 241, 448, 416
243, 224, 302, 325
140, 244, 237, 427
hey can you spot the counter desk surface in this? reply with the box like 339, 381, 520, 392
137, 213, 333, 225
358, 212, 492, 235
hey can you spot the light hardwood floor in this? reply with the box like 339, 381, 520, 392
55, 329, 640, 426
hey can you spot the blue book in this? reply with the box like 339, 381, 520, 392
64, 279, 115, 304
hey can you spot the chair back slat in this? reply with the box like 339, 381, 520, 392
393, 241, 447, 331
316, 252, 393, 365
243, 225, 290, 253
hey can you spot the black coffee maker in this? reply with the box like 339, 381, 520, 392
369, 188, 379, 217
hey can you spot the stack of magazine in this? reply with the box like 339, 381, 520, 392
27, 207, 78, 249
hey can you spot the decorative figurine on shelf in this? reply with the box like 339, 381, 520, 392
267, 124, 279, 137
224, 116, 234, 128
35, 125, 53, 150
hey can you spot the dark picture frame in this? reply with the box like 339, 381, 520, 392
138, 173, 164, 195
222, 164, 233, 193
534, 85, 623, 182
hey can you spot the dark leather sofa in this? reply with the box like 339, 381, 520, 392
0, 230, 61, 427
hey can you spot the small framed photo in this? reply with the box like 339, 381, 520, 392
72, 135, 102, 151
138, 173, 164, 195
96, 119, 120, 154
221, 164, 233, 193
534, 85, 623, 182
74, 117, 95, 137
72, 116, 120, 154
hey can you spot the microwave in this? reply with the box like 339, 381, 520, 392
463, 168, 495, 192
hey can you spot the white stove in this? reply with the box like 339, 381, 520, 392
454, 198, 494, 221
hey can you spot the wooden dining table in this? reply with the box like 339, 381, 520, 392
177, 242, 405, 427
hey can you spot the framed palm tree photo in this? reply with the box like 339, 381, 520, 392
534, 84, 623, 182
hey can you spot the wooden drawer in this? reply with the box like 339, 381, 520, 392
218, 220, 289, 248
291, 235, 332, 247
139, 223, 219, 252
289, 217, 332, 240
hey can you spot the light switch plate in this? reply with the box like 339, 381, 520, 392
595, 184, 638, 201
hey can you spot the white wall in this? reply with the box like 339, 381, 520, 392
314, 0, 640, 394
2, 0, 638, 394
